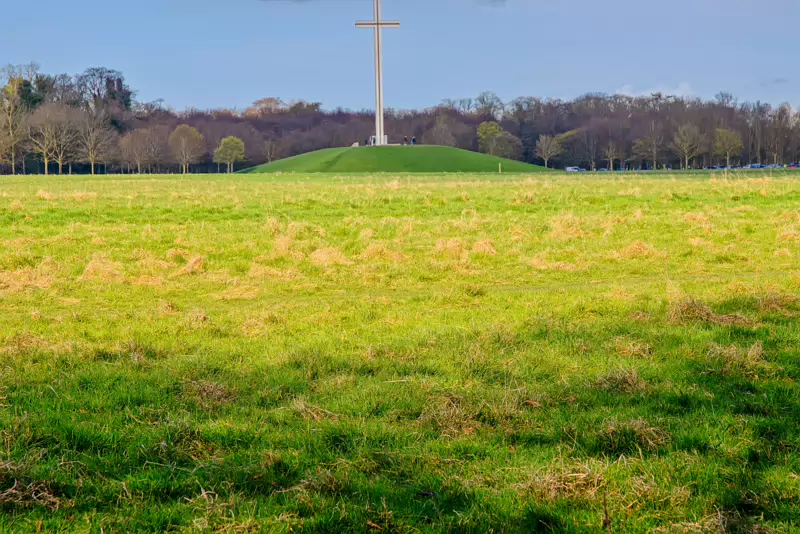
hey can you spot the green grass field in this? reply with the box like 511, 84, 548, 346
1, 172, 799, 532
239, 146, 549, 174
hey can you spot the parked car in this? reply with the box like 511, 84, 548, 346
565, 167, 586, 173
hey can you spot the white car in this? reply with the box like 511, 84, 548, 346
565, 167, 586, 173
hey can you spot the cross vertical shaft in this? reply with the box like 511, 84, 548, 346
356, 0, 400, 146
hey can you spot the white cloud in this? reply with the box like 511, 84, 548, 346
616, 82, 693, 98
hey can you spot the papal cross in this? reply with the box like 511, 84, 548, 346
356, 0, 400, 146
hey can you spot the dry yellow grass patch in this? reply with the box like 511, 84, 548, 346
774, 248, 792, 258
508, 225, 528, 241
683, 212, 709, 224
241, 311, 287, 336
511, 191, 537, 205
611, 241, 663, 260
358, 228, 376, 240
69, 192, 97, 201
517, 463, 605, 502
36, 190, 56, 201
183, 380, 235, 406
417, 395, 480, 438
549, 212, 586, 241
434, 238, 466, 258
271, 235, 304, 260
618, 187, 642, 197
688, 237, 712, 248
291, 398, 340, 422
669, 299, 754, 327
173, 256, 205, 277
0, 258, 57, 294
706, 341, 776, 379
594, 368, 647, 393
166, 248, 191, 260
359, 242, 405, 262
133, 249, 172, 273
615, 336, 653, 359
529, 255, 578, 271
471, 240, 497, 256
81, 254, 124, 282
309, 247, 351, 266
758, 294, 799, 315
778, 226, 800, 242
130, 275, 163, 287
215, 285, 260, 300
9, 200, 24, 211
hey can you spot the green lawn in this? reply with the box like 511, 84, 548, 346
1, 172, 799, 532
239, 146, 550, 174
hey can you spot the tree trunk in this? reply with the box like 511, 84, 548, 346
58, 160, 63, 175
544, 158, 548, 169
726, 154, 731, 168
10, 153, 15, 175
44, 157, 49, 176
137, 162, 141, 174
91, 160, 96, 175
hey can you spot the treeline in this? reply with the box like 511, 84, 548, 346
1, 62, 799, 175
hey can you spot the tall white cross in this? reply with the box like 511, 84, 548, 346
356, 0, 399, 146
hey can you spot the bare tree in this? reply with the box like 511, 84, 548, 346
632, 121, 664, 170
714, 128, 743, 167
603, 142, 620, 171
535, 134, 562, 169
422, 116, 457, 147
77, 110, 116, 174
671, 124, 704, 170
120, 129, 161, 174
169, 124, 206, 174
28, 103, 78, 175
1, 63, 38, 174
264, 135, 283, 163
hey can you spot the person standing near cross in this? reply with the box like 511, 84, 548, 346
356, 0, 399, 147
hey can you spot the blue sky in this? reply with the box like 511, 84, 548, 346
5, 0, 799, 111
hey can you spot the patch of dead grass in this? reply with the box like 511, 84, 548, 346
183, 380, 235, 406
434, 238, 466, 259
359, 242, 405, 262
610, 241, 662, 260
81, 254, 124, 282
529, 255, 578, 271
309, 247, 351, 266
290, 399, 340, 422
549, 212, 587, 241
69, 192, 97, 201
417, 395, 480, 438
706, 341, 777, 379
36, 190, 56, 201
0, 258, 57, 294
594, 368, 647, 393
598, 418, 670, 454
471, 240, 497, 256
0, 480, 61, 510
615, 337, 653, 359
271, 236, 304, 260
517, 463, 605, 502
172, 256, 205, 277
669, 299, 754, 327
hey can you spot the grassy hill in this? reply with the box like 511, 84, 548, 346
239, 145, 549, 174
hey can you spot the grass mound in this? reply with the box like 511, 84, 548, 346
239, 145, 549, 174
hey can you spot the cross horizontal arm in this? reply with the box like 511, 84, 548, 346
355, 21, 401, 28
